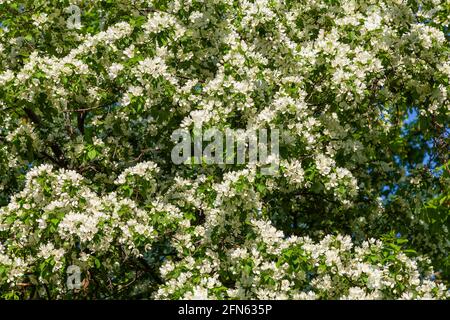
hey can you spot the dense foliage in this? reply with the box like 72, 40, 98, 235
0, 0, 449, 299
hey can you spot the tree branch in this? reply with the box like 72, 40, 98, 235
23, 107, 68, 167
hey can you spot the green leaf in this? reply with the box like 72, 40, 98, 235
87, 149, 97, 160
95, 258, 101, 269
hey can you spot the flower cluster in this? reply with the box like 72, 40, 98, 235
155, 220, 448, 300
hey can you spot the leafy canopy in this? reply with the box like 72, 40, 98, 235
0, 0, 449, 299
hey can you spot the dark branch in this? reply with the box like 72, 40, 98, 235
23, 107, 68, 167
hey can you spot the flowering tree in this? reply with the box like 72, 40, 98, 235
0, 0, 449, 299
